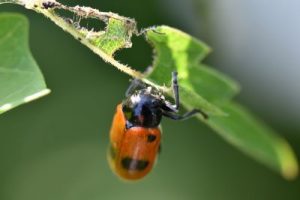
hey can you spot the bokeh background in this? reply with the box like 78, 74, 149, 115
1, 0, 300, 199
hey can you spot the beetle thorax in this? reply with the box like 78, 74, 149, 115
122, 88, 165, 129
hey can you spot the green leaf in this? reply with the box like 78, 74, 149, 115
0, 13, 50, 114
207, 102, 298, 179
145, 25, 298, 179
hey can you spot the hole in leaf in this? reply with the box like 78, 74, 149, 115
114, 35, 152, 73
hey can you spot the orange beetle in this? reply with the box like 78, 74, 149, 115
108, 72, 208, 180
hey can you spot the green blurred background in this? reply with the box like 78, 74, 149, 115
1, 0, 300, 199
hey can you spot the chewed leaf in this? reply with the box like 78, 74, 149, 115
145, 25, 298, 179
0, 13, 50, 114
207, 102, 298, 179
94, 18, 136, 56
54, 4, 137, 57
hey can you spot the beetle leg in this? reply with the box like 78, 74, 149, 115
172, 71, 180, 110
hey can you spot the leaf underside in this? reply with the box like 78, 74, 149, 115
0, 13, 50, 114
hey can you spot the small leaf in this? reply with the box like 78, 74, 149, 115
207, 102, 298, 179
145, 25, 298, 179
0, 13, 50, 114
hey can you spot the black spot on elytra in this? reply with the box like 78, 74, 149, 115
147, 134, 157, 142
121, 157, 149, 171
